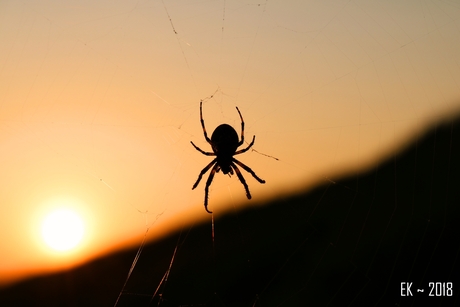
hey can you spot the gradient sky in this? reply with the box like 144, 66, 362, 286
1, 0, 459, 285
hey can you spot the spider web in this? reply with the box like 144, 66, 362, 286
0, 0, 460, 306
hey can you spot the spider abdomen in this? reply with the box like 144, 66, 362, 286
211, 124, 239, 155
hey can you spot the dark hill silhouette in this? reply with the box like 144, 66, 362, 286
1, 116, 459, 306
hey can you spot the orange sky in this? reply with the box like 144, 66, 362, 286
1, 0, 460, 286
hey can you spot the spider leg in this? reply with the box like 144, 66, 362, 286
231, 163, 251, 199
199, 100, 212, 144
204, 163, 219, 213
235, 106, 245, 146
192, 158, 217, 190
191, 141, 215, 156
233, 158, 266, 183
234, 135, 255, 155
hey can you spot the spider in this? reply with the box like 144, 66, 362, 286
191, 101, 265, 213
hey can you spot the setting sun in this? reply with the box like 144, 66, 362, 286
41, 209, 85, 252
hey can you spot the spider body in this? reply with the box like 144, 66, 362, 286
211, 124, 238, 174
191, 101, 265, 213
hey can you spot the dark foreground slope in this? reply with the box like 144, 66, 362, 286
1, 116, 459, 307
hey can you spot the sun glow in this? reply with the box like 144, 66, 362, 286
41, 209, 85, 252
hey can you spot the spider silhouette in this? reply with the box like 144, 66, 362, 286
191, 101, 265, 213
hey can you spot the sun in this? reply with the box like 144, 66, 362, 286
41, 208, 85, 252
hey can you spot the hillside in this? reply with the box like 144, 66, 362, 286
1, 116, 459, 307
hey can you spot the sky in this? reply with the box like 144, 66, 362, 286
1, 0, 460, 286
